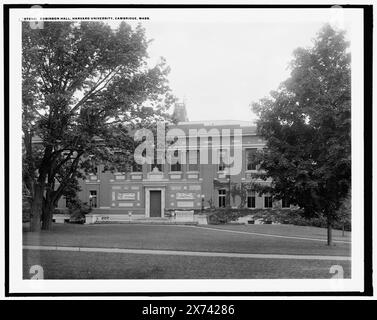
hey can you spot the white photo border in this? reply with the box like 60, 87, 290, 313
5, 4, 371, 296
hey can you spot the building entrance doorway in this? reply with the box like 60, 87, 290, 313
149, 190, 162, 217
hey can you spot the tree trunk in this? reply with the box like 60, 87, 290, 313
327, 218, 333, 246
41, 205, 54, 231
41, 193, 55, 231
30, 184, 44, 232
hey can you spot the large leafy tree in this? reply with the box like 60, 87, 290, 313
23, 21, 175, 231
252, 24, 351, 245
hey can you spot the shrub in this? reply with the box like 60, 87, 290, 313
22, 197, 31, 222
67, 199, 92, 224
206, 207, 350, 231
207, 208, 257, 224
22, 184, 32, 222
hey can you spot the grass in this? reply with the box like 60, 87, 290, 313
23, 223, 351, 279
23, 249, 350, 279
23, 223, 350, 256
207, 223, 351, 241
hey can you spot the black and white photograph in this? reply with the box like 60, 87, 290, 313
3, 2, 373, 298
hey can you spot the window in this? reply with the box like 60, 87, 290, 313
171, 161, 181, 172
264, 196, 273, 208
246, 148, 258, 170
247, 191, 256, 208
218, 189, 226, 207
170, 150, 182, 171
65, 195, 73, 208
188, 150, 200, 171
218, 149, 228, 172
131, 159, 142, 172
89, 190, 97, 208
282, 198, 290, 208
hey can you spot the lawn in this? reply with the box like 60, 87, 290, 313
208, 223, 351, 242
23, 249, 350, 279
23, 223, 351, 279
23, 223, 350, 255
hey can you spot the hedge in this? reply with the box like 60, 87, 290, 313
206, 208, 351, 231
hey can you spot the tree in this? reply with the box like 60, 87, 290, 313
337, 190, 351, 236
23, 21, 175, 231
252, 24, 351, 245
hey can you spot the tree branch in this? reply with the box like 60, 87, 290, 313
69, 66, 122, 115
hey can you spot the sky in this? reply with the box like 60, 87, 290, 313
108, 8, 353, 122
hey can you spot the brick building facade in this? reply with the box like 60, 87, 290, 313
56, 104, 289, 223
